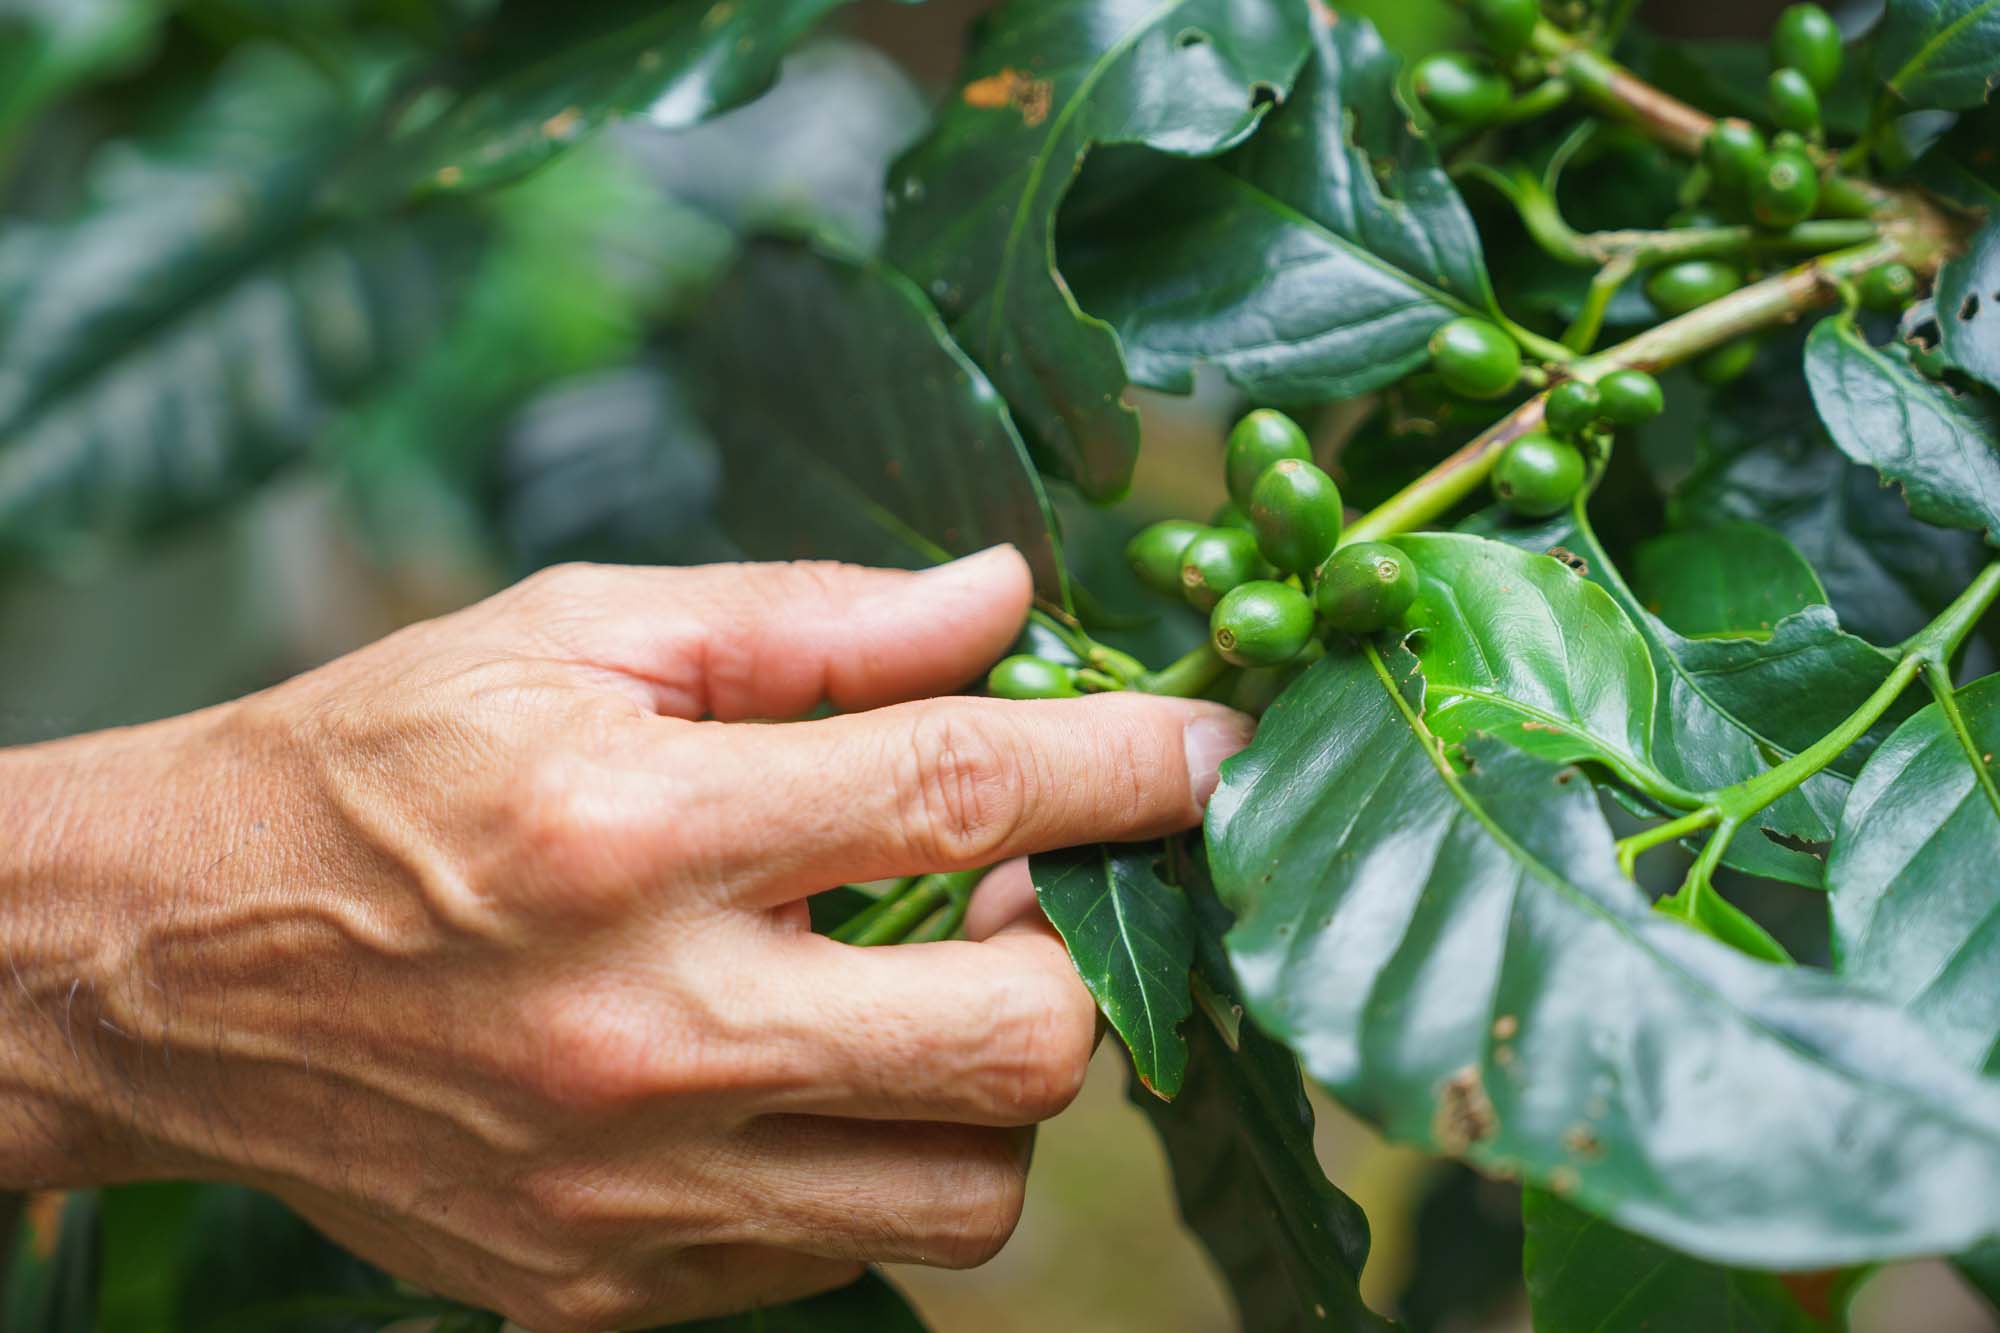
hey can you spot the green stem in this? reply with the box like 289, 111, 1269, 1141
1614, 805, 1718, 879
1137, 642, 1230, 698
1923, 660, 2000, 823
841, 869, 988, 947
1528, 20, 1713, 155
829, 876, 921, 944
1563, 255, 1634, 352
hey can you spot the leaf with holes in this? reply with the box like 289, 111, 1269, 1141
883, 0, 1312, 498
1395, 533, 1685, 808
680, 236, 1068, 601
1209, 644, 2000, 1265
1829, 673, 2000, 1072
1523, 1189, 1846, 1333
1032, 843, 1196, 1097
1876, 0, 2000, 110
1937, 218, 2000, 394
1062, 10, 1493, 406
1804, 309, 2000, 546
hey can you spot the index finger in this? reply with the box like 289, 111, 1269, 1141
664, 692, 1255, 903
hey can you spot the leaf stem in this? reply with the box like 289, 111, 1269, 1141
1137, 642, 1229, 698
1614, 806, 1718, 879
838, 869, 988, 946
1922, 661, 2000, 823
1527, 20, 1713, 155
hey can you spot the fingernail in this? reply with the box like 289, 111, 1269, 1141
1184, 712, 1257, 808
919, 545, 1019, 585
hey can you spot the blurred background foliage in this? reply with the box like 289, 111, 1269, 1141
2, 0, 1996, 1329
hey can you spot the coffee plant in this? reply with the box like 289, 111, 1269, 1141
6, 0, 2000, 1328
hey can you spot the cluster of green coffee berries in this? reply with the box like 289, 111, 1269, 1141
1408, 0, 1547, 128
1493, 365, 1662, 514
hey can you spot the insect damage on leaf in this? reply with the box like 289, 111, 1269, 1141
1433, 1065, 1498, 1155
961, 68, 1051, 126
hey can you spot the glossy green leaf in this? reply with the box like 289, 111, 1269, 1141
680, 236, 1068, 601
1396, 1166, 1525, 1333
1937, 218, 2000, 393
1829, 673, 2000, 1071
1877, 0, 2000, 110
1523, 1190, 1842, 1333
1208, 644, 2000, 1266
1134, 866, 1389, 1333
0, 45, 478, 567
1954, 1239, 2000, 1314
1063, 12, 1491, 407
882, 0, 1312, 498
1563, 509, 1893, 882
1805, 310, 2000, 545
4, 1192, 100, 1333
661, 1269, 929, 1331
1397, 533, 1679, 805
1032, 842, 1196, 1098
1669, 354, 1992, 648
1633, 522, 1828, 639
359, 0, 862, 202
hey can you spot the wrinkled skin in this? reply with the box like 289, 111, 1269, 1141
0, 548, 1251, 1332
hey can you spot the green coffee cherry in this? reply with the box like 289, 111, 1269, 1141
1702, 119, 1768, 195
1316, 542, 1419, 634
1412, 52, 1509, 125
1180, 526, 1268, 611
1469, 0, 1538, 57
1769, 129, 1809, 155
1492, 433, 1587, 517
1248, 458, 1344, 575
1772, 3, 1841, 93
1210, 581, 1316, 668
1125, 519, 1204, 597
1693, 338, 1758, 386
1595, 369, 1664, 425
1752, 149, 1819, 228
987, 655, 1080, 700
1768, 67, 1821, 136
1644, 260, 1742, 316
1859, 262, 1918, 313
1428, 317, 1521, 399
1225, 409, 1312, 507
1544, 380, 1601, 438
1210, 500, 1255, 532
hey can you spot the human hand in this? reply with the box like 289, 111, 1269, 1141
0, 549, 1252, 1332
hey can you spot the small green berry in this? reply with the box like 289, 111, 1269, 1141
1125, 519, 1204, 597
1772, 3, 1841, 93
1693, 338, 1758, 386
1180, 526, 1268, 611
1595, 369, 1664, 425
1644, 260, 1742, 316
1225, 409, 1311, 507
987, 655, 1080, 700
1428, 317, 1522, 399
1752, 149, 1820, 228
1544, 380, 1602, 438
1316, 542, 1419, 633
1702, 119, 1768, 195
1859, 263, 1918, 313
1210, 581, 1316, 667
1249, 458, 1344, 575
1767, 67, 1821, 136
1492, 433, 1587, 517
1411, 52, 1510, 126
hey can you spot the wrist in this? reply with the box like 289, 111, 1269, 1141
0, 703, 264, 1188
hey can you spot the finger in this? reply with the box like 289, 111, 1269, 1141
507, 547, 1033, 720
731, 928, 1099, 1126
964, 857, 1036, 942
707, 1116, 1034, 1268
669, 692, 1255, 900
